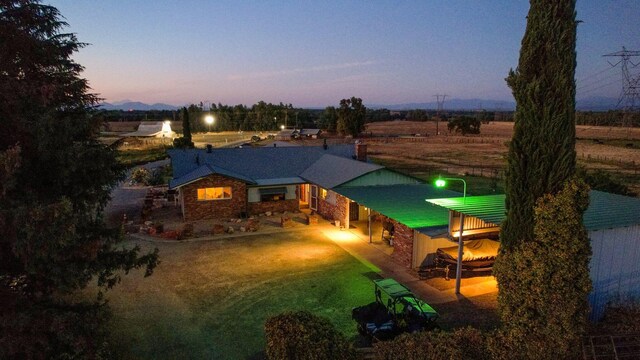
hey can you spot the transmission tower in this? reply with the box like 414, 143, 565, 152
603, 47, 640, 127
433, 94, 448, 135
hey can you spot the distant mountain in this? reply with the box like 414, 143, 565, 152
99, 101, 179, 111
368, 96, 621, 112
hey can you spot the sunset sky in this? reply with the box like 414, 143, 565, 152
51, 1, 640, 107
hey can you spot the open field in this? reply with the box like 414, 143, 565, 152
364, 121, 640, 195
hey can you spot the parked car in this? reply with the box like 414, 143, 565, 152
352, 278, 438, 342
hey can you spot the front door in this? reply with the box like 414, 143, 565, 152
349, 201, 359, 221
310, 185, 318, 211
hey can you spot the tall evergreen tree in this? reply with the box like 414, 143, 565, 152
500, 0, 578, 250
493, 1, 591, 358
0, 1, 158, 357
181, 106, 192, 141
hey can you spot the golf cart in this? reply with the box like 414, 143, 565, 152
352, 278, 439, 342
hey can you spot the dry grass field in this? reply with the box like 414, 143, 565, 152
364, 121, 640, 195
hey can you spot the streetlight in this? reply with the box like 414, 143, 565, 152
434, 175, 467, 295
434, 176, 466, 204
280, 124, 285, 130
204, 115, 214, 133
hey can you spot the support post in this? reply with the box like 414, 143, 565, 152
455, 213, 465, 294
368, 208, 372, 243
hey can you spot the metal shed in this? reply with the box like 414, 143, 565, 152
428, 191, 640, 320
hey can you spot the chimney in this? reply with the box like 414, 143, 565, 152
206, 144, 213, 153
355, 141, 367, 162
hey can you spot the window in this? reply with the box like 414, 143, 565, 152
260, 193, 285, 202
258, 187, 287, 202
320, 188, 327, 199
197, 187, 232, 201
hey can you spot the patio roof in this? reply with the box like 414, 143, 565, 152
333, 184, 461, 231
427, 190, 640, 232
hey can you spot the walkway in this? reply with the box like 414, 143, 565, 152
329, 224, 498, 305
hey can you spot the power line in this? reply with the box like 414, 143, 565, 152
603, 46, 640, 114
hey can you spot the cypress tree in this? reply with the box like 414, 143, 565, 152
493, 1, 592, 358
182, 107, 192, 142
500, 0, 578, 250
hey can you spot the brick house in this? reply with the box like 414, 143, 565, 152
168, 142, 461, 268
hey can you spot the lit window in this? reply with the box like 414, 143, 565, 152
320, 188, 327, 199
197, 187, 232, 200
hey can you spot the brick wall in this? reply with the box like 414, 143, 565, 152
316, 190, 348, 225
248, 199, 298, 215
181, 175, 247, 221
390, 219, 414, 268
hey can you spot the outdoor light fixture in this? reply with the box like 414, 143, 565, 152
435, 176, 466, 204
204, 115, 214, 133
280, 125, 285, 130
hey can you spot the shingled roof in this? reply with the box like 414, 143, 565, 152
168, 144, 357, 189
300, 154, 383, 189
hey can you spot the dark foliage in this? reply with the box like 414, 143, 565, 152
577, 167, 635, 196
593, 302, 640, 334
374, 327, 489, 360
447, 116, 481, 135
337, 97, 366, 137
0, 1, 159, 357
501, 0, 579, 250
264, 311, 355, 360
493, 179, 591, 359
495, 2, 592, 359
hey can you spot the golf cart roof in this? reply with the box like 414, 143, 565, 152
373, 278, 413, 298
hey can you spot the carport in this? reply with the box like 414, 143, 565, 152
333, 184, 461, 268
428, 190, 640, 320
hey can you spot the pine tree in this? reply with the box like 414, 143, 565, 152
0, 2, 158, 357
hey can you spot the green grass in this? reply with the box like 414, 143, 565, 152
117, 147, 168, 167
101, 232, 378, 359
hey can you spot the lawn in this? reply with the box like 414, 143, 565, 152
100, 231, 380, 359
116, 147, 169, 167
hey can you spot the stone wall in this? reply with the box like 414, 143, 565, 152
181, 175, 247, 221
248, 199, 298, 215
390, 219, 414, 268
316, 190, 348, 225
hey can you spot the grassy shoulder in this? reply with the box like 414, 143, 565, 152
116, 147, 169, 168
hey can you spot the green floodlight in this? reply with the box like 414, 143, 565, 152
434, 176, 466, 204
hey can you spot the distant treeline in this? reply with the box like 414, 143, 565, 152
576, 111, 640, 127
95, 102, 638, 131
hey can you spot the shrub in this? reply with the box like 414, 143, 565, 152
374, 327, 489, 360
131, 167, 150, 185
594, 301, 640, 334
264, 311, 355, 360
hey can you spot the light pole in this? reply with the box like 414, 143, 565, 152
204, 115, 214, 133
435, 176, 467, 294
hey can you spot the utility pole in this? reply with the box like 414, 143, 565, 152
604, 47, 640, 127
433, 94, 448, 135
